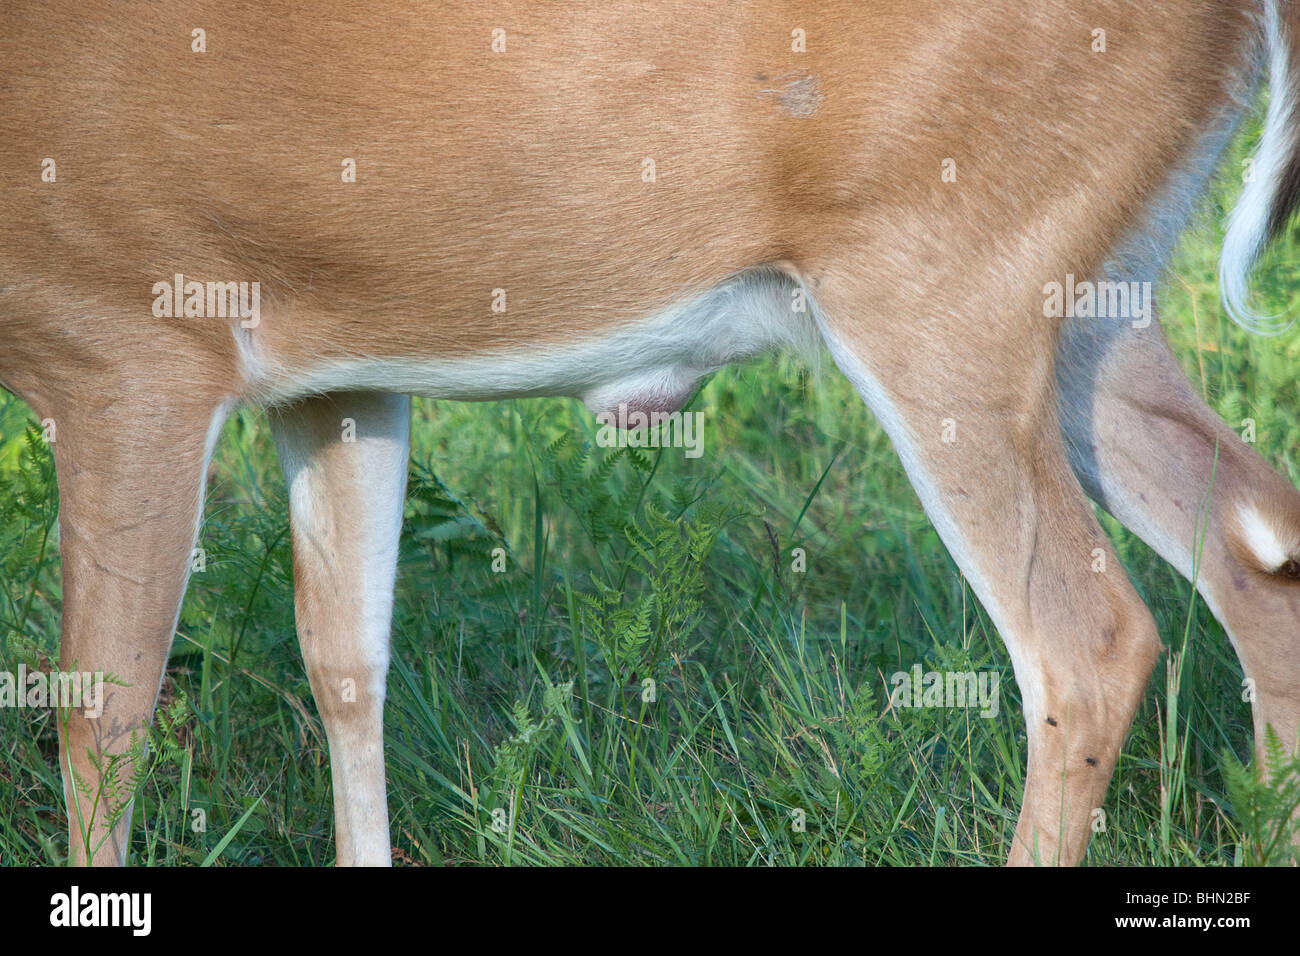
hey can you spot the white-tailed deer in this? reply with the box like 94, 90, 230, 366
1, 0, 1298, 866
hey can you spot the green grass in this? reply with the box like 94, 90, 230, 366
2, 120, 1299, 866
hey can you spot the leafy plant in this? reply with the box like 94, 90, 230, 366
1223, 726, 1300, 865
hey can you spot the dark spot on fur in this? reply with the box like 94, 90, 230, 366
1233, 570, 1248, 591
1046, 716, 1058, 727
1085, 756, 1098, 766
756, 70, 824, 118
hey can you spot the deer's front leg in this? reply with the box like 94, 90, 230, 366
54, 392, 230, 865
269, 391, 410, 867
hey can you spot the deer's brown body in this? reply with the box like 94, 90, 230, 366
1, 0, 1298, 865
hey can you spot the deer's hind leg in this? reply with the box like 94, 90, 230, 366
808, 258, 1163, 865
1059, 315, 1300, 771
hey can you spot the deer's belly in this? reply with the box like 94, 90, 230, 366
245, 267, 820, 415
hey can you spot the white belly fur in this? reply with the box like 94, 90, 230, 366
241, 267, 822, 415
